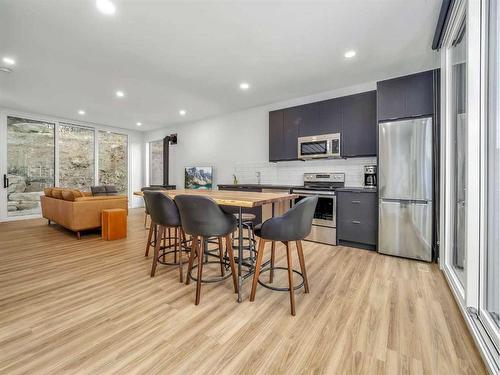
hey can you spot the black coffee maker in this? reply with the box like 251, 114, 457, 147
364, 165, 377, 188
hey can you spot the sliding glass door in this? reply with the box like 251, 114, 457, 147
449, 23, 467, 287
6, 116, 55, 217
98, 131, 128, 194
442, 5, 468, 292
59, 123, 95, 190
1, 114, 130, 221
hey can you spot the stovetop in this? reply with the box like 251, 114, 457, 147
294, 172, 345, 192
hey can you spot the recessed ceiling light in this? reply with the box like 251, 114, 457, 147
179, 109, 187, 116
2, 57, 15, 66
239, 82, 250, 90
136, 122, 142, 126
96, 0, 116, 15
78, 110, 86, 115
344, 50, 356, 59
115, 90, 125, 98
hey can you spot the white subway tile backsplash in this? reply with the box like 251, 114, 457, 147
234, 157, 376, 187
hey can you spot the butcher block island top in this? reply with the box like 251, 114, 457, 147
133, 189, 298, 208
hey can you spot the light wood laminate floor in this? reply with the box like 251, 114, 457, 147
0, 209, 486, 374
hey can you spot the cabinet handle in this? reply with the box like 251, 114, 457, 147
3, 174, 8, 188
352, 220, 361, 224
352, 200, 361, 204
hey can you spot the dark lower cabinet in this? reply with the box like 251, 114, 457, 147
340, 91, 377, 157
336, 191, 378, 250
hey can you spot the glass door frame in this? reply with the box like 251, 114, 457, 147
440, 0, 499, 371
440, 0, 469, 304
479, 0, 500, 354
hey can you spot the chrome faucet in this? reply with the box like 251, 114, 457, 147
256, 171, 261, 184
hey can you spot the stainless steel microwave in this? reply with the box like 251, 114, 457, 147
297, 133, 341, 160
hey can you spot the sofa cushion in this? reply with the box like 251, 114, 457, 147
75, 195, 127, 202
105, 185, 118, 194
91, 186, 107, 196
44, 187, 53, 197
61, 189, 83, 202
51, 188, 64, 199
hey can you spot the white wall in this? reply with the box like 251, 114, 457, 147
144, 81, 378, 189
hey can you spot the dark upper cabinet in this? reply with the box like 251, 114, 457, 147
317, 98, 342, 135
377, 70, 435, 121
341, 91, 377, 157
282, 115, 299, 160
269, 110, 284, 162
269, 109, 300, 162
288, 103, 319, 137
297, 101, 339, 136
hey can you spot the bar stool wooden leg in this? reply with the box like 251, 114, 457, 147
269, 241, 276, 283
151, 225, 163, 277
144, 212, 148, 228
162, 228, 167, 262
177, 227, 183, 283
217, 237, 225, 277
285, 241, 296, 316
186, 236, 198, 285
195, 237, 205, 305
145, 223, 154, 257
225, 235, 238, 293
295, 240, 309, 293
250, 239, 266, 301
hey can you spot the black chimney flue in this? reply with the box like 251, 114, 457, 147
163, 133, 177, 187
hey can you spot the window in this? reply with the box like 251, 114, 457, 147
98, 131, 128, 194
6, 116, 55, 217
58, 124, 95, 191
149, 140, 163, 185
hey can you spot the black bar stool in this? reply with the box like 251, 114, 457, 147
250, 196, 318, 316
141, 186, 167, 228
232, 213, 257, 263
175, 195, 238, 305
143, 191, 184, 282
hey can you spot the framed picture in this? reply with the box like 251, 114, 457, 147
184, 166, 213, 190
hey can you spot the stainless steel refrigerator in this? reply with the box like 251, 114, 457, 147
378, 117, 433, 262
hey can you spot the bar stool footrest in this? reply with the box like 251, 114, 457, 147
257, 267, 304, 291
188, 261, 233, 283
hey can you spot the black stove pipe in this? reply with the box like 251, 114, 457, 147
162, 134, 177, 187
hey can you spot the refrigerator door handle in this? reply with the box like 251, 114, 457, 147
380, 198, 430, 205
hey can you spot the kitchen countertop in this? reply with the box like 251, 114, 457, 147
218, 184, 303, 190
336, 187, 378, 193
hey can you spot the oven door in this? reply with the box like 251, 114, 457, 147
293, 190, 336, 228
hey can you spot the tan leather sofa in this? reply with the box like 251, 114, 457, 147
41, 188, 128, 239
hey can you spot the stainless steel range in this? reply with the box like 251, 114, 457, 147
292, 173, 345, 245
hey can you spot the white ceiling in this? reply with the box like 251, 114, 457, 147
0, 0, 441, 131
